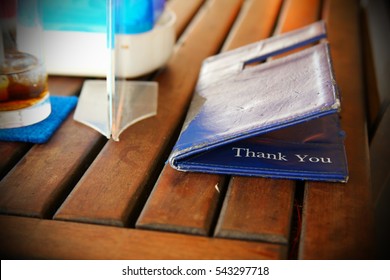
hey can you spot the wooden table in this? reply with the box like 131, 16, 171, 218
0, 0, 374, 259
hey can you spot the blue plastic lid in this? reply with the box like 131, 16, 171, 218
41, 0, 164, 35
42, 0, 106, 33
153, 0, 165, 21
114, 0, 153, 34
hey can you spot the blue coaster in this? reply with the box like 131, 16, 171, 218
0, 96, 78, 144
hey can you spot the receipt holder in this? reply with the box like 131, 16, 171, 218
74, 0, 158, 141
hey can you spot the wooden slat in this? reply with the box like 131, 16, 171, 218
370, 107, 390, 259
54, 0, 244, 226
0, 117, 105, 218
0, 142, 31, 180
0, 77, 101, 218
167, 0, 206, 36
215, 0, 321, 246
48, 76, 85, 96
0, 0, 376, 261
361, 9, 381, 135
137, 165, 226, 235
299, 0, 374, 259
366, 7, 387, 200
275, 0, 321, 33
0, 215, 286, 259
0, 77, 83, 180
363, 0, 390, 128
0, 0, 217, 221
370, 107, 390, 206
216, 178, 295, 244
222, 0, 282, 50
137, 0, 283, 237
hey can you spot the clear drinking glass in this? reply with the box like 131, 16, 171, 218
0, 0, 51, 128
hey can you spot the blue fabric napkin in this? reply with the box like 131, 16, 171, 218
0, 95, 78, 144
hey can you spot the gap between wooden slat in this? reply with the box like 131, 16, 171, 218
137, 0, 284, 237
0, 215, 286, 259
0, 77, 84, 181
137, 165, 229, 235
299, 0, 374, 259
167, 0, 206, 36
0, 117, 107, 218
214, 0, 321, 252
0, 143, 32, 180
54, 0, 244, 227
0, 0, 211, 221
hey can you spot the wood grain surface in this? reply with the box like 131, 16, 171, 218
0, 0, 374, 260
0, 215, 286, 259
54, 0, 244, 226
215, 0, 321, 252
299, 0, 374, 259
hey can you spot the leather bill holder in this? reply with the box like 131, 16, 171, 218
168, 21, 348, 182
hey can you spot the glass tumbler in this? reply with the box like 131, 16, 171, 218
0, 0, 51, 128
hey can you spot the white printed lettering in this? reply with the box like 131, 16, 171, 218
295, 154, 308, 162
295, 154, 332, 164
232, 147, 246, 157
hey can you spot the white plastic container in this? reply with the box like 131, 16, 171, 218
43, 9, 176, 77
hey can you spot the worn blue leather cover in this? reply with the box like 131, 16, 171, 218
168, 21, 348, 182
